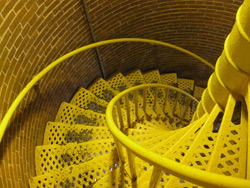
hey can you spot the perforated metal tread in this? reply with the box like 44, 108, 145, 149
107, 71, 132, 91
160, 73, 178, 86
193, 86, 205, 101
88, 78, 120, 102
124, 69, 146, 86
43, 122, 112, 145
207, 96, 247, 178
55, 102, 107, 127
136, 116, 207, 187
92, 164, 132, 188
30, 153, 119, 188
176, 78, 195, 121
35, 139, 115, 175
70, 87, 108, 113
31, 67, 246, 188
143, 69, 162, 84
127, 128, 172, 144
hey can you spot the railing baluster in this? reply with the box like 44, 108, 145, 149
182, 97, 191, 121
134, 90, 139, 120
127, 150, 137, 187
125, 94, 131, 128
113, 104, 126, 163
153, 87, 158, 111
173, 92, 181, 118
116, 100, 124, 132
149, 167, 163, 188
163, 88, 169, 114
143, 88, 147, 114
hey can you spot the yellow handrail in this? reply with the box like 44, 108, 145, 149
0, 38, 214, 143
106, 84, 250, 188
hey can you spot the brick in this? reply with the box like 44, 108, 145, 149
0, 0, 244, 188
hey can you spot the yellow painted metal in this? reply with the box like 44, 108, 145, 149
30, 153, 119, 188
201, 0, 250, 114
207, 95, 247, 178
88, 78, 119, 102
143, 69, 162, 84
106, 83, 250, 187
201, 88, 215, 114
70, 87, 108, 113
125, 69, 147, 86
177, 78, 195, 120
245, 82, 250, 179
43, 122, 112, 145
147, 114, 209, 187
193, 86, 204, 101
0, 38, 213, 143
107, 71, 132, 91
165, 105, 221, 187
35, 139, 114, 175
207, 73, 230, 110
160, 73, 178, 86
55, 102, 107, 127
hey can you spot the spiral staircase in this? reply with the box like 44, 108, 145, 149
28, 69, 205, 188
1, 0, 250, 188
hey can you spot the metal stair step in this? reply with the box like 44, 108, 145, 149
30, 153, 119, 188
160, 73, 178, 86
88, 77, 119, 102
136, 116, 207, 186
35, 139, 115, 175
55, 102, 107, 127
143, 69, 162, 84
70, 87, 108, 113
43, 122, 112, 145
107, 71, 132, 91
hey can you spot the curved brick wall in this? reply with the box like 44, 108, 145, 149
0, 0, 243, 187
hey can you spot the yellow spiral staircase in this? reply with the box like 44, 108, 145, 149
1, 0, 250, 187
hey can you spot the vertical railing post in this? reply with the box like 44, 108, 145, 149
153, 87, 158, 111
143, 88, 147, 115
149, 166, 163, 188
125, 94, 131, 128
116, 100, 124, 132
112, 104, 126, 163
163, 88, 169, 114
134, 90, 139, 120
127, 150, 137, 187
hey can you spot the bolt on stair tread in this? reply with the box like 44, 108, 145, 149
43, 122, 112, 145
70, 87, 108, 113
30, 153, 119, 188
107, 71, 132, 91
55, 102, 107, 127
35, 139, 115, 175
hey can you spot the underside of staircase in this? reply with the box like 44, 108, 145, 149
28, 69, 247, 188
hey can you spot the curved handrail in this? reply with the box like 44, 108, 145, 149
0, 38, 214, 143
106, 84, 250, 188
